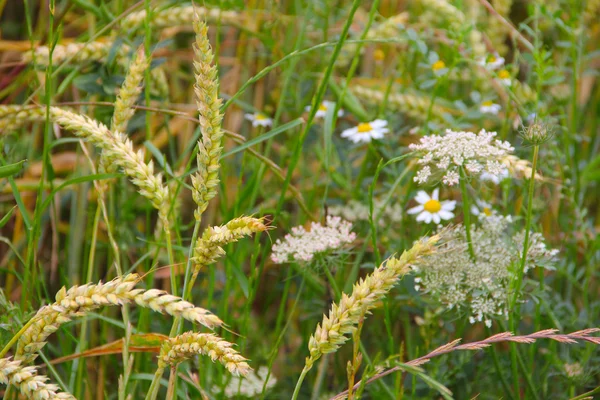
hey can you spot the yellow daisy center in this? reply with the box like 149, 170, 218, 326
488, 56, 497, 63
482, 100, 493, 107
498, 70, 510, 79
318, 104, 328, 111
255, 114, 267, 120
432, 60, 446, 71
424, 199, 442, 213
357, 122, 373, 133
483, 207, 492, 216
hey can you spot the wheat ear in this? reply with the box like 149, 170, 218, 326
0, 105, 46, 133
22, 41, 118, 66
190, 19, 224, 220
111, 46, 149, 136
158, 331, 251, 374
332, 328, 600, 399
306, 236, 439, 371
192, 216, 269, 268
0, 357, 75, 399
350, 85, 448, 121
121, 6, 240, 31
15, 274, 222, 364
50, 107, 171, 229
146, 331, 250, 400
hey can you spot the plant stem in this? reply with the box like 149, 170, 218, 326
291, 366, 310, 400
459, 168, 476, 260
145, 367, 165, 400
511, 145, 539, 310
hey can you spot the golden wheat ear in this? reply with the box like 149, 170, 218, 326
190, 16, 224, 221
0, 357, 75, 399
121, 6, 240, 32
15, 274, 223, 364
305, 235, 440, 371
50, 107, 171, 230
192, 216, 269, 269
158, 331, 251, 375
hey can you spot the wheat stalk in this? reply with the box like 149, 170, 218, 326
14, 274, 222, 364
0, 357, 75, 399
331, 328, 600, 399
50, 107, 171, 230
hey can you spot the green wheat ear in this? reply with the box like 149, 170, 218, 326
191, 17, 225, 221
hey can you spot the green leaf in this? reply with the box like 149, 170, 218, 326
220, 118, 304, 159
328, 79, 369, 121
0, 160, 26, 179
0, 206, 17, 229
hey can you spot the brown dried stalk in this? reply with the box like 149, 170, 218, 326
330, 328, 600, 399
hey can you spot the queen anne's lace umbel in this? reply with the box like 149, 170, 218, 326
410, 129, 514, 186
271, 216, 356, 263
411, 216, 558, 327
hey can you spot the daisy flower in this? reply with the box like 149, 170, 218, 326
471, 199, 495, 217
305, 100, 344, 119
477, 53, 505, 70
244, 112, 273, 127
479, 100, 501, 115
431, 59, 448, 77
341, 119, 389, 144
407, 189, 456, 224
497, 69, 511, 86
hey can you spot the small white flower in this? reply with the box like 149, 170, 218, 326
479, 100, 501, 114
442, 170, 460, 186
527, 113, 537, 123
471, 200, 495, 217
407, 189, 456, 224
477, 53, 505, 70
271, 215, 356, 263
341, 119, 389, 144
480, 168, 509, 184
497, 69, 511, 86
244, 112, 273, 127
305, 100, 344, 119
410, 129, 514, 186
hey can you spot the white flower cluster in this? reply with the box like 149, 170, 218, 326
328, 199, 402, 226
410, 129, 514, 186
271, 216, 356, 263
217, 366, 276, 398
411, 216, 558, 327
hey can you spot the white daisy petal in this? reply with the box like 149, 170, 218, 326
407, 205, 424, 214
423, 213, 433, 224
432, 188, 439, 200
370, 119, 388, 128
416, 211, 429, 222
415, 191, 431, 204
441, 200, 456, 210
432, 213, 441, 224
438, 210, 454, 220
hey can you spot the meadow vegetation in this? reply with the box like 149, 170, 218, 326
0, 0, 599, 398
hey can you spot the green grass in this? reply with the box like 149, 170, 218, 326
1, 0, 600, 399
